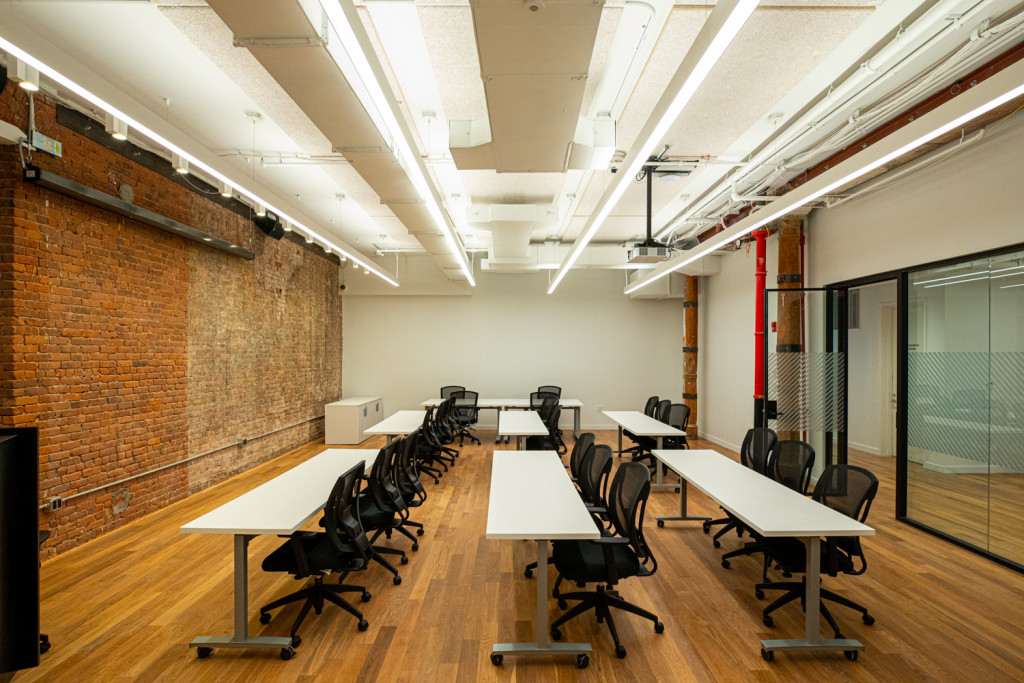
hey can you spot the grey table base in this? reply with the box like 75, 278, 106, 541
616, 428, 679, 492
655, 476, 711, 525
490, 540, 591, 665
188, 535, 293, 655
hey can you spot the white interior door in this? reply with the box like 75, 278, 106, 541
880, 304, 897, 457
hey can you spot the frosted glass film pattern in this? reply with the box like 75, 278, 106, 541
767, 351, 846, 433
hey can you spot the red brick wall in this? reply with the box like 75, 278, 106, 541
0, 87, 342, 557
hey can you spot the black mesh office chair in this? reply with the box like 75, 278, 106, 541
721, 440, 814, 569
755, 465, 879, 641
415, 408, 444, 483
258, 462, 372, 653
661, 403, 690, 449
618, 395, 658, 457
354, 441, 412, 584
530, 390, 559, 409
451, 390, 481, 446
567, 432, 596, 476
549, 462, 664, 659
440, 385, 465, 399
703, 428, 777, 546
38, 529, 50, 655
630, 400, 672, 470
394, 430, 427, 543
537, 385, 562, 397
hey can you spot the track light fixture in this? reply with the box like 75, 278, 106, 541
219, 180, 232, 198
104, 112, 128, 141
11, 57, 39, 92
255, 202, 267, 218
171, 152, 189, 175
282, 220, 292, 232
304, 233, 314, 244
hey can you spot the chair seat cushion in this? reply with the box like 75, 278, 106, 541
551, 539, 640, 583
357, 496, 397, 529
760, 537, 856, 574
262, 532, 367, 574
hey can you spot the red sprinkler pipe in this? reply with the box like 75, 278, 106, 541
753, 229, 769, 404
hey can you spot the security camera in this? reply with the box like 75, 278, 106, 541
610, 166, 618, 174
339, 283, 347, 291
524, 0, 544, 12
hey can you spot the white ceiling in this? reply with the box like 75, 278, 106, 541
3, 0, 1018, 288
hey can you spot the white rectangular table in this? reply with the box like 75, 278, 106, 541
602, 410, 686, 489
422, 397, 584, 441
486, 451, 600, 666
656, 450, 874, 659
180, 448, 377, 657
496, 410, 548, 449
363, 409, 425, 444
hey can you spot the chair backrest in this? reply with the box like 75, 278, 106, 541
530, 390, 559, 409
577, 444, 612, 508
643, 396, 659, 416
666, 403, 689, 432
452, 390, 478, 419
323, 461, 371, 560
536, 395, 558, 423
655, 399, 672, 424
537, 385, 562, 397
440, 385, 465, 399
568, 433, 596, 477
740, 428, 777, 475
395, 429, 426, 501
367, 440, 407, 514
814, 464, 878, 573
769, 440, 815, 494
543, 405, 561, 431
607, 462, 656, 573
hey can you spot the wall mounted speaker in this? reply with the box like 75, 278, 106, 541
254, 210, 284, 240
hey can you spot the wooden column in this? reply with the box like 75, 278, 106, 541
683, 276, 698, 437
776, 217, 804, 441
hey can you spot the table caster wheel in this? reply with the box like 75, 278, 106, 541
654, 621, 664, 634
550, 628, 562, 641
400, 555, 409, 565
763, 615, 773, 627
674, 487, 680, 493
755, 589, 765, 600
721, 559, 731, 569
416, 528, 424, 536
490, 653, 503, 666
291, 635, 301, 647
411, 543, 419, 551
657, 520, 665, 528
862, 614, 875, 625
280, 647, 294, 661
557, 599, 568, 609
358, 620, 369, 632
524, 568, 533, 578
761, 648, 774, 662
713, 539, 721, 548
615, 645, 627, 659
259, 612, 271, 624
845, 650, 859, 661
393, 575, 402, 585
196, 647, 213, 659
576, 654, 589, 670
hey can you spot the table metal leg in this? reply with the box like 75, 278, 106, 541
652, 437, 674, 490
573, 408, 580, 438
617, 426, 623, 456
386, 434, 395, 445
491, 540, 591, 665
760, 537, 864, 659
189, 534, 292, 655
656, 476, 711, 525
495, 407, 503, 444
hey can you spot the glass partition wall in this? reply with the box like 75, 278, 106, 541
906, 248, 1024, 568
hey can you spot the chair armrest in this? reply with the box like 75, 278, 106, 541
289, 534, 311, 577
585, 505, 607, 514
590, 536, 630, 545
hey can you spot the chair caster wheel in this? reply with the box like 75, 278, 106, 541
552, 587, 560, 598
761, 648, 774, 662
416, 528, 424, 536
361, 591, 372, 603
713, 540, 721, 548
393, 575, 402, 585
558, 599, 568, 609
196, 647, 213, 659
862, 614, 875, 625
524, 569, 533, 579
491, 653, 503, 666
550, 628, 561, 641
400, 555, 409, 565
358, 620, 369, 632
657, 520, 664, 528
280, 647, 295, 661
654, 621, 664, 634
39, 636, 51, 655
721, 559, 731, 569
755, 589, 765, 600
576, 654, 589, 669
845, 650, 859, 661
291, 635, 301, 647
763, 615, 773, 627
259, 612, 271, 624
674, 487, 680, 493
702, 522, 711, 533
615, 645, 627, 659
412, 543, 419, 551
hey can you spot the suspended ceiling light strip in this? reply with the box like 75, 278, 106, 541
320, 0, 476, 286
547, 0, 759, 295
0, 36, 399, 287
625, 58, 1024, 295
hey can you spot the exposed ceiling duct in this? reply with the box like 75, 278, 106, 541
449, 0, 608, 173
468, 204, 558, 270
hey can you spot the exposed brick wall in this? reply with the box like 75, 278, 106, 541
0, 87, 342, 557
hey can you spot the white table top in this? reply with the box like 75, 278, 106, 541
180, 449, 377, 535
422, 397, 583, 409
363, 409, 425, 436
602, 410, 684, 437
497, 410, 549, 437
486, 451, 602, 540
653, 450, 874, 538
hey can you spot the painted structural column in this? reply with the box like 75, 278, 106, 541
776, 217, 804, 440
682, 276, 698, 437
752, 228, 769, 427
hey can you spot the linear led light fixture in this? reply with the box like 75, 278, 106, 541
625, 61, 1024, 295
914, 263, 1024, 286
0, 37, 398, 287
547, 0, 759, 294
318, 0, 476, 286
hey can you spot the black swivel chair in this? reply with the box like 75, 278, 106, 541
537, 385, 562, 398
38, 529, 51, 655
355, 441, 412, 584
415, 408, 444, 483
629, 400, 672, 469
394, 430, 427, 543
530, 390, 559, 409
451, 390, 481, 446
258, 462, 372, 651
440, 385, 465, 400
721, 440, 814, 569
567, 432, 596, 476
549, 462, 664, 659
703, 428, 777, 546
755, 465, 879, 640
618, 395, 659, 458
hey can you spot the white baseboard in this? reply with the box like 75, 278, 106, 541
698, 432, 740, 453
849, 441, 882, 456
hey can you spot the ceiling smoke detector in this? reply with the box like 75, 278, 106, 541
524, 0, 545, 12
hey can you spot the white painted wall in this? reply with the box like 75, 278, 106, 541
342, 267, 685, 430
847, 280, 896, 455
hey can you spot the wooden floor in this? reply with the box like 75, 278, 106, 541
17, 432, 1024, 682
